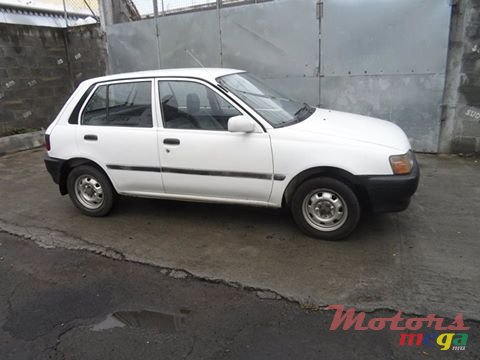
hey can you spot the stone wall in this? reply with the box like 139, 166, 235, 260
441, 0, 480, 153
0, 23, 107, 136
454, 0, 480, 152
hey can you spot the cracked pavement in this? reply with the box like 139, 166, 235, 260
0, 149, 479, 358
0, 149, 479, 319
1, 232, 479, 359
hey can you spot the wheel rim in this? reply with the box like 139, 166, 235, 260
302, 189, 348, 232
74, 174, 104, 210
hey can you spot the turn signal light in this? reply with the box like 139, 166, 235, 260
389, 151, 413, 175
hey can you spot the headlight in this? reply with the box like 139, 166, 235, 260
389, 151, 414, 175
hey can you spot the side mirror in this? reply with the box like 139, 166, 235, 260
228, 115, 257, 133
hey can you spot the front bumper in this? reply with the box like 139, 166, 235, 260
358, 159, 420, 213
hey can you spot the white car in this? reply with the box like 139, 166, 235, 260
44, 68, 419, 240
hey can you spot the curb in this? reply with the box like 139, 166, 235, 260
0, 130, 45, 156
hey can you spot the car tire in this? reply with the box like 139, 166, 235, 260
67, 165, 117, 217
291, 177, 361, 240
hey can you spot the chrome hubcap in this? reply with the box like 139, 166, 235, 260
74, 175, 104, 210
302, 189, 348, 231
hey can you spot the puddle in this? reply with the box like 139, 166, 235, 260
91, 315, 126, 331
91, 310, 189, 332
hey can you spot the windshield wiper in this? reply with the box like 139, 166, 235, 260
294, 103, 313, 118
274, 103, 314, 128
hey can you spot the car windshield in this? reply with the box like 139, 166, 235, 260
216, 72, 315, 127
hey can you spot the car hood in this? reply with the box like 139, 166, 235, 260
287, 108, 411, 152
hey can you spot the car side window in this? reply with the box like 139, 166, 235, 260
159, 80, 240, 131
82, 81, 152, 127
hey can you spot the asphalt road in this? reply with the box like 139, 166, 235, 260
1, 232, 479, 360
0, 149, 479, 320
0, 149, 479, 358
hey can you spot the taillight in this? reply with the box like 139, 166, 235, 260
45, 134, 51, 151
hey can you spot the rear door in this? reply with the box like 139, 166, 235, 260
76, 79, 164, 195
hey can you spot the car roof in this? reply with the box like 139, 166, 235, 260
82, 68, 245, 86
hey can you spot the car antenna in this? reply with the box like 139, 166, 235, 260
185, 48, 228, 92
185, 49, 221, 83
185, 48, 205, 68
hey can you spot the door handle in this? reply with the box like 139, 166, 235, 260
163, 138, 180, 145
84, 134, 98, 141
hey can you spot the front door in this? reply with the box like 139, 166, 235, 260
156, 78, 273, 203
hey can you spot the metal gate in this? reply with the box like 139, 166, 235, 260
319, 0, 451, 152
106, 0, 452, 152
106, 0, 320, 104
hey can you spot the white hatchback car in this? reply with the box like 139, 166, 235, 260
45, 68, 419, 240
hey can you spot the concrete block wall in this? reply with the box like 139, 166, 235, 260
65, 26, 108, 89
454, 0, 480, 152
0, 24, 107, 136
442, 0, 480, 153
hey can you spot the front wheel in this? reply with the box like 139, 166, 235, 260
291, 177, 361, 240
67, 165, 117, 217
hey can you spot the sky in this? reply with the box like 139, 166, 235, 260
0, 0, 218, 16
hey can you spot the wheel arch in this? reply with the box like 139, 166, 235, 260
282, 167, 369, 209
59, 157, 114, 195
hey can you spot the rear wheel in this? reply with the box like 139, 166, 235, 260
67, 165, 116, 217
291, 177, 361, 240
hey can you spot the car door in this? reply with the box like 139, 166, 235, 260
156, 78, 273, 203
76, 79, 164, 195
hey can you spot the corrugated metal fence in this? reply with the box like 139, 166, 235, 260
106, 0, 452, 152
